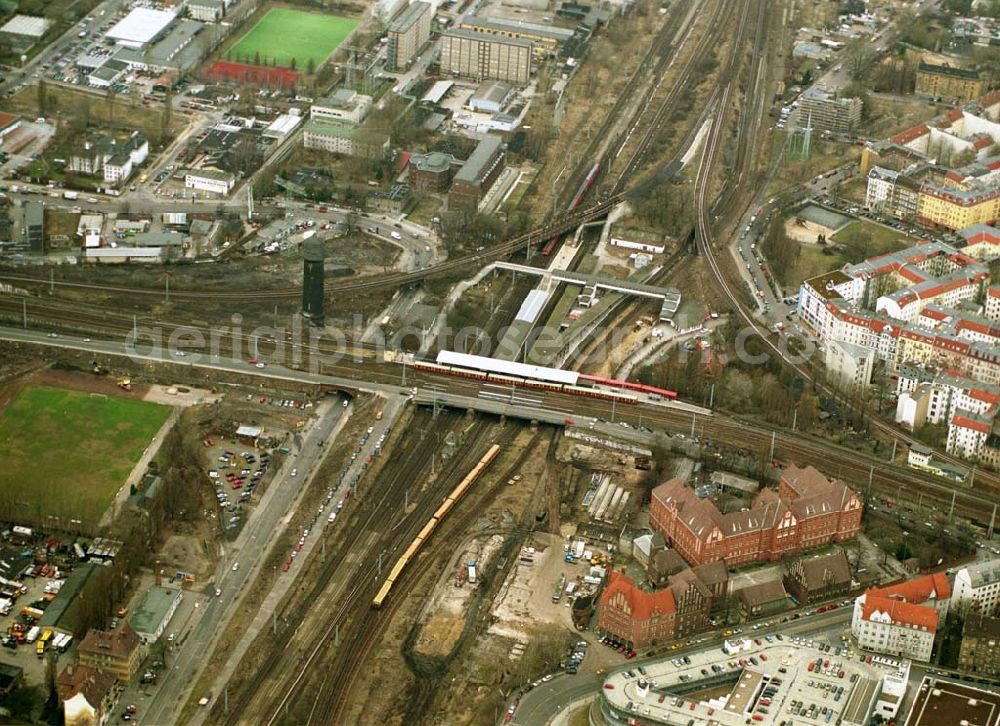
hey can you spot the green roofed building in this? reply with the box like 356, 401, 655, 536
40, 562, 105, 636
128, 585, 183, 644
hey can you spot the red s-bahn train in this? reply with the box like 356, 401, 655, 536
577, 373, 678, 401
543, 163, 602, 257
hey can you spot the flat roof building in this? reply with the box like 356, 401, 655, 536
129, 586, 182, 644
459, 16, 573, 54
905, 677, 1000, 726
0, 14, 51, 39
310, 89, 372, 126
302, 120, 390, 159
386, 1, 432, 71
440, 28, 532, 85
799, 85, 863, 132
106, 7, 177, 49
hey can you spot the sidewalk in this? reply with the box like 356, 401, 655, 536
187, 395, 406, 725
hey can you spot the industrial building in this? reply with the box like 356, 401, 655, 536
386, 1, 432, 71
915, 62, 984, 103
905, 677, 1000, 726
439, 28, 532, 85
105, 7, 177, 49
799, 86, 863, 132
0, 14, 52, 51
449, 135, 506, 210
302, 237, 325, 326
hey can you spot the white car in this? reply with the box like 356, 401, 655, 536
290, 468, 297, 477
175, 351, 186, 357
232, 562, 239, 571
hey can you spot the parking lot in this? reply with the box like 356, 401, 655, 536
602, 633, 903, 725
0, 566, 75, 686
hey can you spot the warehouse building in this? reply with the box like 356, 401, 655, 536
799, 86, 863, 132
440, 29, 532, 85
449, 135, 505, 210
386, 1, 432, 71
105, 7, 178, 49
0, 14, 51, 51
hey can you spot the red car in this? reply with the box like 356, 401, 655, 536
625, 651, 636, 660
754, 638, 762, 645
247, 358, 258, 365
282, 558, 291, 572
759, 653, 767, 661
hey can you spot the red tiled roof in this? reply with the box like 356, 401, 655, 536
989, 287, 1000, 298
952, 415, 991, 434
891, 124, 929, 145
869, 572, 951, 603
602, 571, 676, 620
862, 593, 938, 632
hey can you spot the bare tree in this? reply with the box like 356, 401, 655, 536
844, 39, 877, 81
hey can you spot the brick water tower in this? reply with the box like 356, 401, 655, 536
302, 235, 325, 327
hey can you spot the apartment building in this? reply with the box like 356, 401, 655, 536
649, 466, 862, 568
987, 287, 1000, 322
439, 28, 532, 85
953, 558, 1000, 615
957, 614, 1000, 678
77, 622, 143, 683
851, 573, 951, 662
68, 131, 148, 183
916, 62, 985, 103
957, 224, 1000, 261
799, 86, 863, 132
386, 1, 431, 71
825, 339, 875, 390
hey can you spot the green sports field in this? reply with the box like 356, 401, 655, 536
228, 8, 357, 69
0, 385, 171, 527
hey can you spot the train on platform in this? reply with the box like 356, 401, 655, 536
409, 351, 678, 405
372, 444, 502, 609
542, 163, 602, 256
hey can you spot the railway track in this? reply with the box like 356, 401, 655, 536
306, 428, 541, 725
216, 415, 510, 724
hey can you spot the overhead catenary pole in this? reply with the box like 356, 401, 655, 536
989, 503, 997, 540
949, 490, 956, 521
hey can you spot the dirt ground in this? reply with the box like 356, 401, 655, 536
142, 384, 220, 407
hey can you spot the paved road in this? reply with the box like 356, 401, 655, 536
128, 398, 346, 725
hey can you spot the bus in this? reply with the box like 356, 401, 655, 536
37, 629, 53, 657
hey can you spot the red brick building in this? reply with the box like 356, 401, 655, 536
597, 571, 677, 649
650, 465, 862, 567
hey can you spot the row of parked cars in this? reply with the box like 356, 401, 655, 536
600, 635, 637, 660
209, 449, 271, 530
